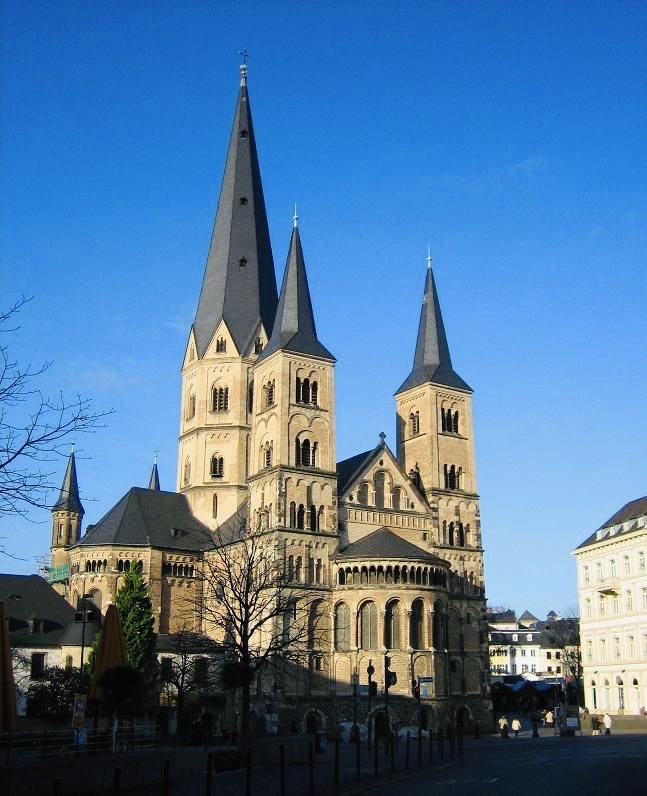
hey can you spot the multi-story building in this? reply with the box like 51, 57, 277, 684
574, 495, 647, 714
46, 62, 492, 731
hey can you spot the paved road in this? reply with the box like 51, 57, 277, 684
362, 734, 647, 796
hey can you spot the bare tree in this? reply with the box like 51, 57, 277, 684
158, 629, 222, 729
193, 519, 327, 751
0, 297, 111, 520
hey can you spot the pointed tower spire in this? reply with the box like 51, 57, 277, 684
257, 223, 334, 362
396, 250, 471, 394
148, 454, 161, 491
192, 63, 278, 357
53, 449, 84, 516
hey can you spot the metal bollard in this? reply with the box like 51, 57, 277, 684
406, 731, 410, 769
206, 753, 213, 796
280, 744, 286, 796
162, 759, 170, 796
308, 741, 314, 796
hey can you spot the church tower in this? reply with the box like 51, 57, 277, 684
395, 252, 483, 586
50, 449, 84, 577
178, 63, 278, 528
249, 217, 338, 577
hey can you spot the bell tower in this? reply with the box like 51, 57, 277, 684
395, 251, 483, 574
249, 218, 337, 550
50, 449, 84, 573
178, 63, 278, 528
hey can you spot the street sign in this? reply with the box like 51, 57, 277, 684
418, 676, 434, 682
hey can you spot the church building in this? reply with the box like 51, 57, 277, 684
48, 63, 491, 731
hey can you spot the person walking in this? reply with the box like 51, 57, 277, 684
591, 714, 600, 736
498, 715, 509, 738
545, 709, 554, 728
511, 717, 522, 737
603, 712, 612, 735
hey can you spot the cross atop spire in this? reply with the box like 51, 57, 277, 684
293, 203, 299, 228
239, 49, 249, 85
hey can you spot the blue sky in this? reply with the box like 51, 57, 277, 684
1, 1, 646, 619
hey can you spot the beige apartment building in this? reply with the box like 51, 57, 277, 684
47, 63, 491, 731
574, 496, 647, 714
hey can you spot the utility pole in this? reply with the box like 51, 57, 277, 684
367, 660, 375, 749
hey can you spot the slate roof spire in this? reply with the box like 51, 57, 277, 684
148, 455, 160, 491
396, 249, 471, 394
257, 223, 334, 362
192, 63, 278, 358
52, 449, 84, 516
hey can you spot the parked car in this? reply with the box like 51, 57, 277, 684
338, 722, 369, 743
397, 726, 430, 740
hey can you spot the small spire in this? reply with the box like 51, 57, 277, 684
239, 48, 249, 85
149, 455, 161, 491
293, 203, 299, 228
426, 244, 432, 270
53, 450, 84, 516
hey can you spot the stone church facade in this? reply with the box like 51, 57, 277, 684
49, 64, 491, 731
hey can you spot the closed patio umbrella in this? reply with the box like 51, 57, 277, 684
0, 602, 18, 731
88, 603, 129, 702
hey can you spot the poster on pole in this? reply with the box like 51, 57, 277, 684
72, 694, 86, 729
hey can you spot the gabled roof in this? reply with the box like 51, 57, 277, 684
396, 258, 471, 395
76, 488, 212, 552
193, 65, 277, 358
575, 495, 647, 550
518, 610, 540, 626
52, 451, 84, 516
336, 448, 378, 496
335, 527, 446, 565
0, 573, 100, 648
256, 225, 334, 363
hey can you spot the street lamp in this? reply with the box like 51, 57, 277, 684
351, 669, 359, 742
79, 591, 93, 674
367, 660, 375, 748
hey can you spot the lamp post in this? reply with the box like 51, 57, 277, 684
351, 669, 359, 742
79, 590, 92, 674
367, 660, 375, 749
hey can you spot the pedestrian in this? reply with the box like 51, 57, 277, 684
591, 714, 600, 736
511, 717, 521, 737
603, 712, 612, 735
545, 709, 554, 728
498, 716, 509, 738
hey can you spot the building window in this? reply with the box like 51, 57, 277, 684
264, 380, 275, 407
254, 337, 263, 354
410, 599, 424, 649
183, 457, 191, 485
263, 442, 273, 468
599, 597, 605, 617
334, 603, 350, 651
295, 438, 317, 467
238, 257, 247, 268
444, 464, 461, 490
610, 559, 616, 577
585, 598, 591, 618
441, 408, 459, 433
410, 411, 420, 436
357, 483, 369, 504
359, 601, 378, 650
596, 562, 602, 581
31, 653, 46, 679
584, 565, 590, 584
629, 636, 636, 658
211, 385, 229, 412
520, 649, 526, 656
547, 651, 552, 660
210, 455, 224, 478
65, 655, 73, 670
216, 337, 226, 353
586, 641, 593, 662
640, 553, 645, 571
600, 639, 606, 661
614, 638, 621, 660
624, 556, 631, 575
296, 377, 318, 405
212, 494, 218, 519
186, 392, 196, 420
626, 590, 633, 612
642, 589, 647, 609
384, 600, 401, 649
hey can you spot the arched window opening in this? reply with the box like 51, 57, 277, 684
357, 483, 369, 505
410, 411, 420, 436
263, 442, 273, 469
444, 464, 461, 490
457, 523, 465, 546
375, 472, 386, 509
216, 337, 226, 353
359, 601, 378, 650
183, 457, 191, 484
318, 505, 324, 531
295, 377, 301, 403
302, 378, 310, 404
247, 381, 254, 414
288, 555, 295, 580
311, 381, 318, 405
302, 439, 311, 466
334, 603, 351, 651
186, 392, 196, 420
392, 488, 401, 510
211, 386, 229, 412
309, 505, 317, 531
254, 337, 263, 354
452, 411, 459, 433
297, 504, 305, 529
210, 455, 224, 478
410, 599, 424, 649
448, 522, 455, 546
289, 502, 296, 528
315, 559, 322, 583
212, 494, 218, 519
295, 556, 303, 581
265, 380, 275, 407
384, 600, 401, 649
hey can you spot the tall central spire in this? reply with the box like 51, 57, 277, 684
192, 64, 278, 357
396, 251, 471, 394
